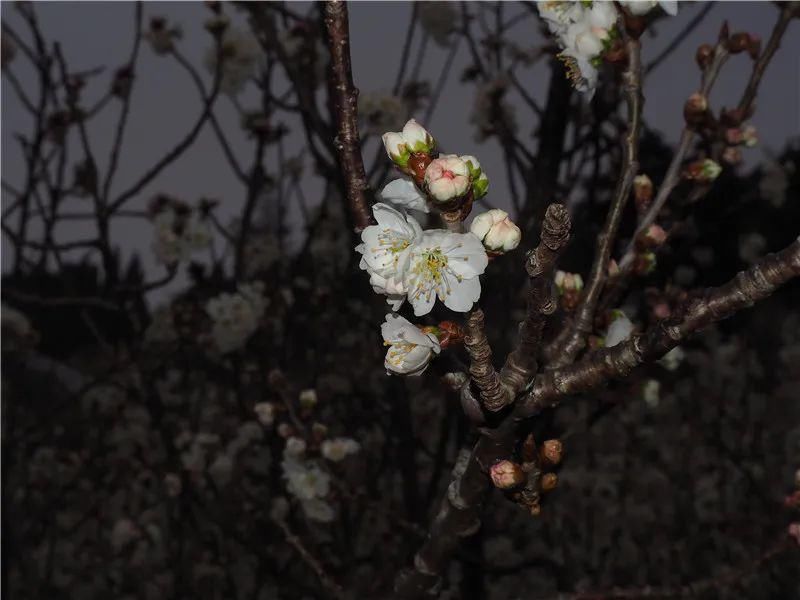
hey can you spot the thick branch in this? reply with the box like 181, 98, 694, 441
323, 0, 372, 233
464, 309, 509, 412
501, 203, 571, 393
522, 238, 800, 417
550, 35, 643, 367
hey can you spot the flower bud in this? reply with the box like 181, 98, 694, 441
695, 43, 713, 69
490, 460, 526, 490
741, 124, 758, 147
633, 251, 657, 275
728, 31, 751, 54
683, 92, 708, 126
640, 224, 668, 248
540, 473, 558, 492
299, 388, 318, 409
401, 118, 435, 153
746, 34, 761, 60
382, 132, 410, 168
683, 158, 722, 183
470, 209, 521, 253
722, 146, 742, 166
555, 270, 583, 311
424, 155, 470, 203
633, 173, 653, 212
540, 439, 563, 466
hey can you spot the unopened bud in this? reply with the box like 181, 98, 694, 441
683, 158, 722, 183
695, 43, 714, 69
540, 473, 558, 492
741, 124, 758, 147
299, 388, 318, 409
470, 209, 521, 253
683, 92, 709, 126
633, 251, 657, 276
490, 460, 526, 490
722, 146, 742, 166
728, 31, 751, 54
633, 173, 653, 212
424, 155, 471, 204
401, 118, 435, 153
746, 34, 761, 60
555, 271, 583, 311
442, 371, 468, 391
382, 132, 410, 169
540, 439, 563, 466
640, 224, 668, 248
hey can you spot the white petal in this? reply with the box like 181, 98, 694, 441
380, 178, 430, 213
442, 275, 482, 313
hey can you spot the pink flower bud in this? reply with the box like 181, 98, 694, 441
490, 460, 525, 490
424, 155, 470, 203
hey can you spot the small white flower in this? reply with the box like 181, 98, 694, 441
301, 498, 336, 522
404, 230, 488, 315
565, 20, 604, 57
254, 402, 276, 426
381, 313, 441, 376
642, 379, 660, 408
283, 461, 330, 501
555, 270, 584, 294
658, 346, 685, 371
470, 209, 522, 253
605, 310, 634, 347
379, 178, 429, 213
284, 436, 307, 458
424, 155, 471, 203
621, 1, 677, 16
204, 28, 262, 95
299, 389, 318, 408
321, 437, 361, 462
205, 283, 267, 354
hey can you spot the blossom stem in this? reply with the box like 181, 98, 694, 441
550, 35, 643, 368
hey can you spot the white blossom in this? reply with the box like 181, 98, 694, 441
404, 230, 488, 315
151, 206, 211, 266
470, 209, 522, 252
381, 313, 440, 376
299, 389, 318, 408
620, 1, 678, 16
379, 178, 429, 213
605, 310, 634, 347
424, 155, 471, 203
321, 437, 361, 462
283, 460, 330, 501
658, 346, 685, 371
301, 498, 336, 522
204, 28, 262, 95
284, 436, 307, 458
205, 282, 267, 354
356, 203, 423, 310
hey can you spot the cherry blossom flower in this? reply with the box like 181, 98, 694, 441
470, 209, 522, 253
423, 154, 471, 203
620, 1, 678, 16
357, 203, 423, 309
605, 310, 634, 347
381, 314, 441, 376
253, 402, 276, 427
404, 230, 488, 315
150, 202, 211, 266
205, 282, 267, 354
204, 27, 262, 95
321, 437, 361, 462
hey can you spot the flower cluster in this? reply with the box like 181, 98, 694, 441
204, 27, 262, 96
537, 1, 676, 95
205, 282, 268, 354
358, 119, 522, 375
149, 196, 212, 266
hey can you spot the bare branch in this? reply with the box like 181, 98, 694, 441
323, 0, 372, 232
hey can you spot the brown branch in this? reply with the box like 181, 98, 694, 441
501, 203, 571, 394
274, 519, 345, 600
464, 309, 509, 412
737, 2, 798, 117
550, 35, 643, 367
392, 236, 800, 599
522, 237, 800, 417
323, 0, 372, 233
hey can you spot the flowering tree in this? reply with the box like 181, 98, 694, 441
2, 1, 800, 598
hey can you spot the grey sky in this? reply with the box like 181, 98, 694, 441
2, 1, 798, 303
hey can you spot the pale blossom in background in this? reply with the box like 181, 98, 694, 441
605, 310, 634, 347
